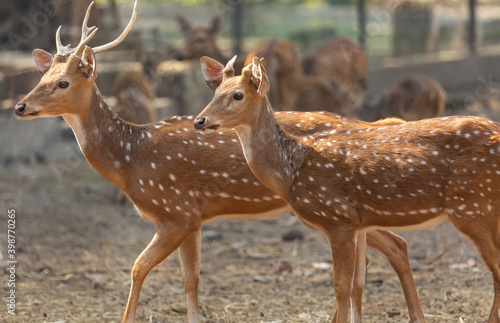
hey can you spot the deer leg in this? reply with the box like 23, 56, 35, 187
453, 221, 500, 323
122, 225, 194, 323
331, 230, 424, 323
350, 232, 367, 323
325, 228, 357, 323
179, 229, 202, 323
366, 230, 425, 323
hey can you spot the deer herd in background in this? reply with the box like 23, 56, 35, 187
113, 14, 446, 127
19, 2, 497, 323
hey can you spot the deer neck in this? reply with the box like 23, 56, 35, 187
62, 84, 139, 190
234, 99, 305, 201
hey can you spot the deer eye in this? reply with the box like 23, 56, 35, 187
195, 36, 206, 44
233, 92, 244, 101
58, 81, 69, 88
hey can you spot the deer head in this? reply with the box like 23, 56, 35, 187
175, 16, 223, 61
14, 1, 137, 119
194, 56, 269, 131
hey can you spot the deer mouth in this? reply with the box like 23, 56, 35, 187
206, 124, 220, 131
15, 110, 40, 120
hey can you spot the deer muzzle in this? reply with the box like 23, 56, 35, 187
193, 117, 220, 131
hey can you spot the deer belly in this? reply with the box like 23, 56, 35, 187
362, 213, 448, 232
203, 205, 292, 223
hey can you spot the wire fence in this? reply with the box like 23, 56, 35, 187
114, 1, 498, 57
2, 0, 500, 61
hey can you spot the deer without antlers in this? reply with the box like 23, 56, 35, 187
174, 15, 245, 72
195, 56, 500, 323
14, 3, 425, 323
360, 75, 446, 122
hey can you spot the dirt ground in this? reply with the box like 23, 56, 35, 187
0, 136, 495, 323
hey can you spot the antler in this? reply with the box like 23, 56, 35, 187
55, 1, 138, 58
222, 55, 237, 79
92, 1, 137, 54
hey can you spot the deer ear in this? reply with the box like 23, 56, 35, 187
33, 49, 53, 75
251, 57, 270, 97
81, 46, 97, 81
200, 56, 224, 91
211, 17, 221, 34
176, 16, 192, 33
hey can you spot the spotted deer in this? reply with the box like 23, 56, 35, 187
195, 56, 500, 323
360, 75, 446, 122
14, 3, 425, 323
111, 33, 171, 204
245, 38, 368, 115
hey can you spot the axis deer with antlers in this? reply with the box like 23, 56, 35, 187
14, 3, 426, 323
195, 55, 500, 323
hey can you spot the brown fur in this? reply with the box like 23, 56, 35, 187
112, 69, 157, 124
196, 56, 500, 323
244, 41, 303, 110
13, 7, 421, 323
16, 50, 424, 323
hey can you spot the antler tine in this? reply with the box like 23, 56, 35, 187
73, 27, 99, 58
80, 2, 97, 43
55, 25, 75, 55
222, 55, 237, 79
92, 1, 138, 54
71, 1, 99, 58
55, 26, 63, 54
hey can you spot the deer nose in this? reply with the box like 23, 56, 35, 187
15, 103, 26, 116
194, 117, 206, 130
173, 51, 184, 61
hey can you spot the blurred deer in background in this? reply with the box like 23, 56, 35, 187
174, 15, 245, 71
245, 41, 303, 110
112, 31, 164, 125
245, 38, 368, 115
14, 3, 427, 322
195, 55, 500, 323
175, 16, 225, 62
302, 37, 368, 110
360, 75, 446, 122
248, 39, 446, 122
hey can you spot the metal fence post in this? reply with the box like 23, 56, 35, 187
468, 0, 477, 54
232, 0, 244, 55
357, 0, 367, 49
